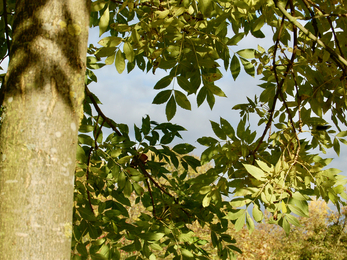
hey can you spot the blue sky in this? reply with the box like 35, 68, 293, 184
87, 26, 347, 178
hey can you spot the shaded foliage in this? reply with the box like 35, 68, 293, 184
1, 0, 347, 259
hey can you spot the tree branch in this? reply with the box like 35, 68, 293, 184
276, 1, 347, 71
85, 85, 122, 136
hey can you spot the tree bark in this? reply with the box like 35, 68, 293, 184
0, 0, 89, 259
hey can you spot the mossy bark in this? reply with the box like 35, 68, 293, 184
0, 0, 89, 259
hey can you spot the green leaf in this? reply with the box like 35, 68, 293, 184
220, 117, 235, 138
133, 182, 144, 196
336, 131, 347, 137
177, 76, 195, 94
285, 214, 301, 227
79, 124, 94, 133
197, 136, 219, 146
224, 209, 246, 220
172, 143, 195, 154
76, 145, 87, 162
166, 95, 176, 121
98, 36, 122, 47
95, 47, 117, 58
105, 52, 115, 65
99, 6, 109, 36
237, 49, 255, 59
123, 180, 133, 198
287, 204, 309, 217
234, 213, 245, 232
77, 243, 88, 256
154, 76, 173, 90
138, 232, 165, 241
78, 207, 97, 221
333, 138, 340, 156
211, 231, 218, 248
207, 84, 226, 97
202, 192, 211, 207
281, 217, 290, 235
230, 55, 240, 80
181, 248, 194, 258
227, 33, 245, 45
210, 120, 226, 140
246, 212, 255, 233
123, 42, 135, 62
175, 90, 191, 110
197, 86, 207, 107
152, 90, 172, 104
198, 0, 212, 17
115, 49, 125, 74
252, 204, 263, 222
243, 164, 266, 181
240, 57, 255, 77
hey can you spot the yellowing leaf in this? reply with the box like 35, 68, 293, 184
123, 42, 135, 62
115, 50, 125, 74
281, 201, 287, 213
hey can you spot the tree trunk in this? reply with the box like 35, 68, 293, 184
0, 0, 89, 259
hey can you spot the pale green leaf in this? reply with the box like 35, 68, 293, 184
237, 49, 255, 59
243, 164, 266, 181
246, 212, 255, 233
234, 213, 245, 232
224, 209, 246, 220
285, 214, 301, 227
252, 205, 263, 222
99, 6, 109, 37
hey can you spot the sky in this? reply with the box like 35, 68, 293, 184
87, 26, 347, 177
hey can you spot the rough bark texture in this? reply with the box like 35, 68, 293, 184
0, 0, 89, 259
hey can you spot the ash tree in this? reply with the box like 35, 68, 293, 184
0, 0, 347, 259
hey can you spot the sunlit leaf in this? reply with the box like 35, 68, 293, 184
99, 6, 109, 36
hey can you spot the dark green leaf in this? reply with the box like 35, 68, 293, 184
177, 76, 195, 94
154, 75, 173, 90
166, 95, 176, 121
230, 55, 240, 80
210, 120, 226, 140
173, 143, 195, 154
175, 90, 191, 110
152, 90, 172, 105
220, 117, 235, 138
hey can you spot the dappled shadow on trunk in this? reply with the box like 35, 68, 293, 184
3, 0, 88, 112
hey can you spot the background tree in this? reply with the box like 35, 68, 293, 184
0, 0, 347, 259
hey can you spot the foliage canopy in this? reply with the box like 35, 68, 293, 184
1, 0, 347, 259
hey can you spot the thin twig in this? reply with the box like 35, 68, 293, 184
276, 1, 347, 71
85, 85, 122, 136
